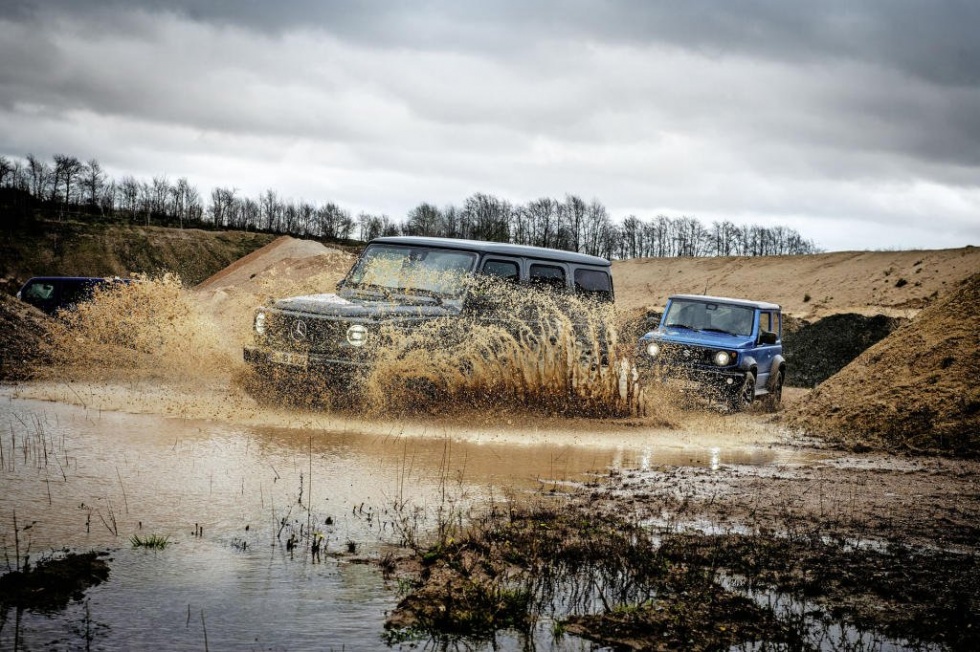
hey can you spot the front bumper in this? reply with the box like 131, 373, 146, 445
243, 345, 372, 373
637, 360, 747, 393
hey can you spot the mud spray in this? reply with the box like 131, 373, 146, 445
40, 275, 667, 421
44, 274, 233, 382
360, 280, 646, 418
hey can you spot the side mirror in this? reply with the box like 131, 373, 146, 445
759, 330, 778, 345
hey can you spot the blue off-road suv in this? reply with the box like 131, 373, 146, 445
637, 294, 785, 411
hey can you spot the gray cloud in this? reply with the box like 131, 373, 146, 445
1, 0, 978, 251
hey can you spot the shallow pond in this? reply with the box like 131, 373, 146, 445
0, 387, 807, 650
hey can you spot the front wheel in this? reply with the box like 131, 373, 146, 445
727, 372, 755, 412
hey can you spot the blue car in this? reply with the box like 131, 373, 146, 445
637, 294, 785, 411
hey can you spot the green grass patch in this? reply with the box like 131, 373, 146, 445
130, 533, 171, 549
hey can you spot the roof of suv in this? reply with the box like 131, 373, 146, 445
669, 294, 781, 311
370, 236, 612, 267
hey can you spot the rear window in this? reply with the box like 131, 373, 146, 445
529, 264, 566, 292
481, 259, 520, 282
574, 269, 613, 302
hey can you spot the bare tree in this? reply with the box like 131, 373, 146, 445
405, 202, 442, 236
463, 193, 510, 242
260, 189, 281, 232
560, 195, 587, 252
81, 159, 106, 215
581, 199, 611, 257
208, 187, 237, 228
0, 155, 12, 188
26, 154, 51, 201
619, 215, 641, 259
117, 175, 140, 221
240, 197, 260, 231
521, 198, 559, 249
53, 154, 84, 217
149, 176, 170, 223
169, 177, 195, 228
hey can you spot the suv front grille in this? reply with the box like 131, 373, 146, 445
264, 312, 374, 361
657, 343, 717, 368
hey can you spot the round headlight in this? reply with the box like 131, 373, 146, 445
646, 342, 660, 358
346, 323, 368, 347
254, 310, 267, 335
713, 350, 732, 366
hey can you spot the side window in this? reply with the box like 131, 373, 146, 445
481, 259, 520, 283
758, 312, 772, 334
574, 268, 613, 302
758, 311, 780, 341
529, 263, 566, 292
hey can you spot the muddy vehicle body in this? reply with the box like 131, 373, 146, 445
243, 236, 614, 393
637, 294, 784, 411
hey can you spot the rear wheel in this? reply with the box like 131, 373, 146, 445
761, 369, 784, 412
727, 371, 755, 412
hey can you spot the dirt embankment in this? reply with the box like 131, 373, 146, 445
0, 219, 278, 291
612, 246, 980, 320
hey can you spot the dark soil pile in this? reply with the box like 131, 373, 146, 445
782, 313, 905, 387
787, 273, 980, 456
0, 292, 59, 381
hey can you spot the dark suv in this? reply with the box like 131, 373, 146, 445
243, 236, 614, 389
637, 294, 785, 411
16, 276, 129, 316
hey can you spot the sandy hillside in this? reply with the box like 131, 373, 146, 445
612, 247, 980, 319
786, 272, 980, 456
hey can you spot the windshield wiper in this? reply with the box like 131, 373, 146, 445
668, 323, 699, 331
701, 327, 737, 336
346, 283, 395, 300
349, 283, 445, 306
396, 289, 444, 306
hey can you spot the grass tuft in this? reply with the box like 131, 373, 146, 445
130, 533, 170, 549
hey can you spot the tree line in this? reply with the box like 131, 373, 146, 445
0, 153, 819, 258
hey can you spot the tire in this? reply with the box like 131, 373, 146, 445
761, 369, 784, 413
727, 371, 755, 412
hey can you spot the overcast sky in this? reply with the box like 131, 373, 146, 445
2, 1, 979, 252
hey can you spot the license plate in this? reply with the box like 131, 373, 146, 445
270, 351, 308, 368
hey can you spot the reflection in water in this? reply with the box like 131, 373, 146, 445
1, 393, 799, 649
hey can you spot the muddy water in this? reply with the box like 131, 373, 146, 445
0, 383, 813, 650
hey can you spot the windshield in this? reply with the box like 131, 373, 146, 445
663, 299, 755, 336
344, 244, 478, 299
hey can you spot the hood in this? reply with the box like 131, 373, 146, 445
641, 326, 754, 349
270, 293, 457, 319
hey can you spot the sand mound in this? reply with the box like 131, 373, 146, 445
786, 273, 980, 456
195, 236, 339, 290
190, 236, 357, 358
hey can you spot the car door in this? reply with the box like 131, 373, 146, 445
754, 310, 780, 389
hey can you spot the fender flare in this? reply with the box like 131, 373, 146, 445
738, 355, 759, 376
767, 355, 786, 389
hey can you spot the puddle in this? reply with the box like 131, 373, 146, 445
0, 385, 823, 650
